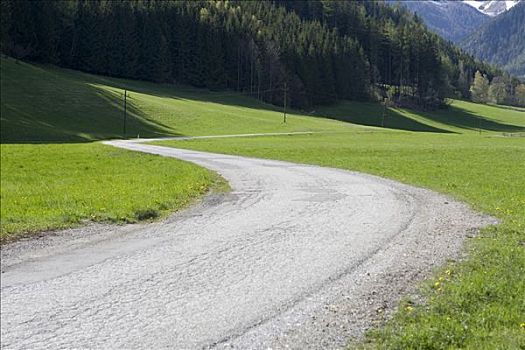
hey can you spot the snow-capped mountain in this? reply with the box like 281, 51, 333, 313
387, 1, 522, 42
387, 0, 490, 42
387, 0, 525, 77
461, 1, 525, 77
463, 1, 521, 17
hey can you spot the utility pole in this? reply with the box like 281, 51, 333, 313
382, 98, 387, 127
478, 117, 481, 135
283, 82, 287, 123
123, 90, 127, 138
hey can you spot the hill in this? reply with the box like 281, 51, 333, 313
387, 0, 489, 43
461, 2, 525, 78
2, 57, 523, 144
0, 57, 347, 143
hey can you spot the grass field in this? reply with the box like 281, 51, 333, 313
2, 57, 524, 347
316, 99, 525, 134
0, 57, 347, 143
0, 143, 226, 242
3, 56, 523, 142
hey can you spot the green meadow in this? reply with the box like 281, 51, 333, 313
0, 143, 226, 242
2, 56, 525, 348
0, 57, 346, 143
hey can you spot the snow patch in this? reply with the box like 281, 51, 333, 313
463, 0, 521, 16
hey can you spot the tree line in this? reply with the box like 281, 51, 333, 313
0, 0, 511, 109
470, 71, 525, 106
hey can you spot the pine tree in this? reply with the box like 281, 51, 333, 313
4, 0, 37, 60
457, 60, 471, 98
32, 0, 62, 63
71, 0, 104, 73
137, 10, 171, 83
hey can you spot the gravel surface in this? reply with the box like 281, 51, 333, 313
1, 139, 495, 349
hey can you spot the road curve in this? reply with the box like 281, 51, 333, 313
1, 139, 493, 349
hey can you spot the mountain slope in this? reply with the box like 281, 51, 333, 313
388, 0, 489, 42
461, 2, 525, 77
463, 0, 521, 16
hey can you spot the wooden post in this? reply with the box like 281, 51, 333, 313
283, 82, 287, 124
382, 98, 386, 127
478, 117, 481, 135
123, 90, 127, 137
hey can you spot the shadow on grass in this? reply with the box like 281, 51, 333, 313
112, 82, 449, 134
488, 104, 525, 112
417, 105, 525, 133
313, 101, 525, 134
3, 58, 523, 144
1, 59, 182, 144
83, 70, 285, 114
314, 102, 453, 133
73, 68, 525, 133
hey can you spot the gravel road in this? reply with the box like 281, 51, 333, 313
1, 138, 494, 349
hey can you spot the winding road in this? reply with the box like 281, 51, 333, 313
1, 137, 492, 349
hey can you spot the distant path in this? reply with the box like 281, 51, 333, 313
1, 137, 493, 349
125, 131, 319, 142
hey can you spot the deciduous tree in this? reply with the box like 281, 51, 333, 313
470, 70, 490, 103
488, 76, 508, 104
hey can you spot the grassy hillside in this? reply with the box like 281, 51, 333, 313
2, 57, 523, 144
0, 57, 349, 143
316, 99, 525, 134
